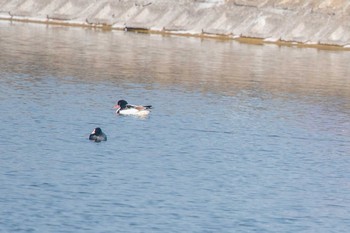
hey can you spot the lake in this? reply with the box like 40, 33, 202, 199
1, 20, 350, 232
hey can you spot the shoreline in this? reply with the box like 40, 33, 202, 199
1, 0, 350, 51
2, 17, 349, 51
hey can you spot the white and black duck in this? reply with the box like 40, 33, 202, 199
114, 100, 152, 116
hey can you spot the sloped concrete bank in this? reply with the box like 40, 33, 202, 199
1, 0, 350, 49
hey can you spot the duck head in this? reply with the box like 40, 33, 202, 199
92, 127, 102, 136
114, 99, 128, 111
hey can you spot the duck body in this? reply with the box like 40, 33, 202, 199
89, 127, 107, 142
114, 100, 152, 116
118, 108, 150, 116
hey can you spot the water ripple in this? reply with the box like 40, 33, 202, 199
1, 21, 350, 233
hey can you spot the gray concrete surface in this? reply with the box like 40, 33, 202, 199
1, 0, 350, 48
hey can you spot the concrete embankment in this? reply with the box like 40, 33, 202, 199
1, 0, 350, 48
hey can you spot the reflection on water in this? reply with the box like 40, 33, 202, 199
1, 21, 350, 99
1, 21, 350, 233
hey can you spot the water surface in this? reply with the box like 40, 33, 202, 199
1, 21, 350, 232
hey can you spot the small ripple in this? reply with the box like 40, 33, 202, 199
178, 127, 236, 135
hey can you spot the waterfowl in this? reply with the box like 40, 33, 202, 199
89, 127, 107, 142
114, 99, 152, 116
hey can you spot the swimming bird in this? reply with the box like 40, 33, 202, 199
89, 127, 107, 142
114, 99, 152, 116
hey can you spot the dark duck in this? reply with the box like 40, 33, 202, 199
89, 127, 107, 142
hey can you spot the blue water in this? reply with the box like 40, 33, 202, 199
1, 21, 350, 232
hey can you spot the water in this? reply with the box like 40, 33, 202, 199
1, 21, 350, 233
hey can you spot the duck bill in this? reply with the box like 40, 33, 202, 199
114, 104, 121, 113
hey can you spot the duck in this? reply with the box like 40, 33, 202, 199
114, 99, 152, 116
89, 127, 107, 142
